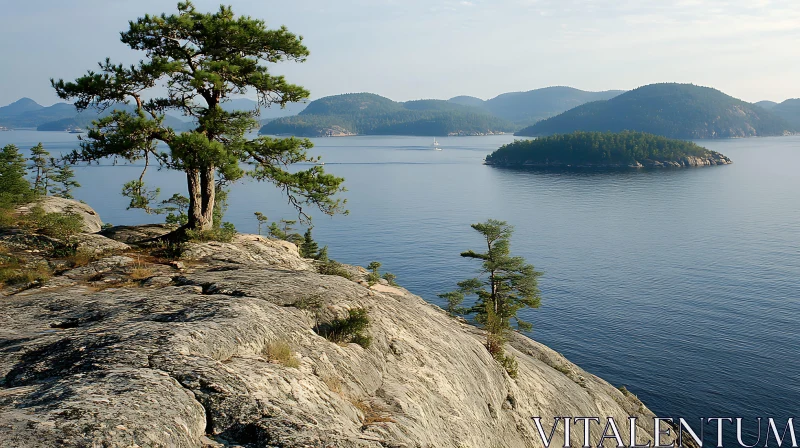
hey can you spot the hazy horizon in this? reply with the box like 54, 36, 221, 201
1, 0, 798, 106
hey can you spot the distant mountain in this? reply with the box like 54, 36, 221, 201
37, 111, 193, 133
260, 93, 515, 137
516, 83, 795, 139
448, 96, 486, 108
0, 99, 77, 128
769, 99, 800, 129
221, 98, 307, 121
479, 87, 624, 126
0, 98, 44, 118
754, 100, 778, 110
0, 97, 306, 130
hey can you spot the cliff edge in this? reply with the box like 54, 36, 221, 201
0, 202, 675, 447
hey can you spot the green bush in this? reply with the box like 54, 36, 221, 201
382, 272, 397, 286
317, 260, 353, 280
18, 206, 83, 240
0, 253, 51, 286
185, 222, 237, 243
497, 353, 519, 379
365, 260, 397, 286
317, 308, 372, 349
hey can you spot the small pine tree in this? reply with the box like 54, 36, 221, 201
0, 144, 33, 206
366, 261, 382, 285
162, 193, 190, 225
267, 219, 303, 244
28, 143, 51, 196
48, 159, 81, 199
316, 245, 329, 262
438, 219, 542, 378
254, 212, 268, 235
367, 261, 382, 273
382, 272, 397, 286
299, 228, 319, 259
268, 221, 286, 240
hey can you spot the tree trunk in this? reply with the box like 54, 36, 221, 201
187, 167, 215, 231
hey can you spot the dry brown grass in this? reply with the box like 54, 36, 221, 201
264, 340, 300, 368
65, 250, 96, 268
349, 397, 396, 427
129, 267, 155, 280
321, 375, 343, 395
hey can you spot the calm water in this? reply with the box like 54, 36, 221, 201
3, 131, 800, 443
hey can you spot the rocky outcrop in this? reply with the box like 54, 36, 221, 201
15, 197, 103, 233
99, 224, 176, 244
70, 233, 131, 254
180, 234, 314, 271
0, 230, 679, 448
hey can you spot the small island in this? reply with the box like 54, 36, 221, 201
485, 131, 732, 168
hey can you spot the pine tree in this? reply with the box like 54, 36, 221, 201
268, 222, 286, 240
316, 245, 329, 262
366, 261, 382, 285
438, 219, 542, 378
48, 159, 81, 199
268, 219, 302, 244
299, 228, 319, 259
28, 143, 51, 196
254, 212, 268, 235
0, 144, 33, 206
51, 2, 346, 236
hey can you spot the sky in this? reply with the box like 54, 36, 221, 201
1, 0, 799, 106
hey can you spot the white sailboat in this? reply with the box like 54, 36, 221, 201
432, 137, 442, 151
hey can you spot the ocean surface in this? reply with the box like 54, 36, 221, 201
3, 130, 799, 443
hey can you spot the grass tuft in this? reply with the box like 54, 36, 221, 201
264, 340, 300, 368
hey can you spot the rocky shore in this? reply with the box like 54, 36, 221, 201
0, 200, 680, 447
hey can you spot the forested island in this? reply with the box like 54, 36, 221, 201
486, 131, 732, 168
516, 83, 795, 139
260, 93, 516, 136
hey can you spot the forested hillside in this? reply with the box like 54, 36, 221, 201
516, 84, 794, 139
768, 99, 800, 128
260, 93, 515, 136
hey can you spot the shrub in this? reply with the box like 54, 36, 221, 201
185, 222, 237, 243
18, 206, 83, 240
317, 308, 372, 349
382, 272, 398, 286
487, 333, 518, 378
317, 260, 353, 280
497, 353, 519, 379
264, 340, 300, 368
152, 241, 186, 260
366, 261, 381, 285
0, 207, 17, 230
365, 260, 397, 286
64, 250, 96, 268
0, 255, 51, 287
